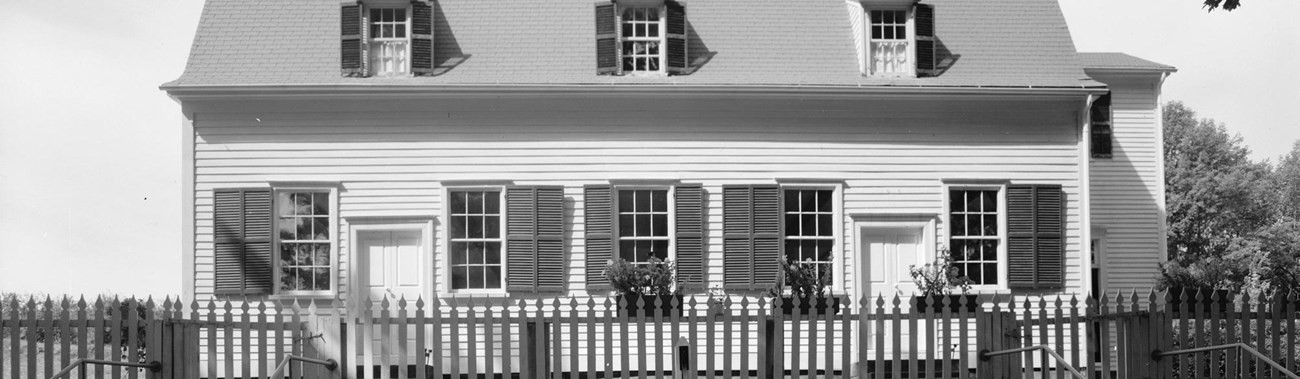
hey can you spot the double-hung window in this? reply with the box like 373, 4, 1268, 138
948, 188, 1002, 286
448, 190, 504, 291
274, 189, 337, 295
369, 7, 410, 76
869, 9, 911, 76
620, 7, 664, 74
784, 189, 835, 282
617, 189, 672, 264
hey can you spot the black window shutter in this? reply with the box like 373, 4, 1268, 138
506, 186, 566, 293
722, 185, 781, 290
410, 1, 434, 76
674, 184, 705, 287
341, 3, 365, 77
1006, 185, 1065, 289
584, 185, 615, 289
213, 189, 272, 295
1091, 93, 1114, 158
914, 4, 936, 77
665, 1, 689, 75
594, 2, 618, 75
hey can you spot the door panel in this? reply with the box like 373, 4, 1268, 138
359, 229, 425, 302
861, 227, 926, 358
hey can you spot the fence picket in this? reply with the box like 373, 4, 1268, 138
889, 295, 900, 379
1289, 292, 1297, 375
569, 297, 579, 379
959, 295, 970, 379
415, 298, 428, 379
551, 298, 563, 379
58, 297, 71, 372
839, 296, 850, 379
704, 296, 714, 379
1256, 291, 1268, 379
874, 295, 884, 379
485, 298, 496, 379
430, 298, 444, 379
1209, 291, 1222, 379
469, 298, 480, 378
739, 297, 750, 379
398, 297, 411, 379
586, 298, 597, 379
607, 297, 617, 379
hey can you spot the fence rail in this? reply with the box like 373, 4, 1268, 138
2, 291, 1298, 379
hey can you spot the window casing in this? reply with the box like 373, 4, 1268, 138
620, 7, 665, 74
784, 189, 835, 282
947, 187, 1005, 287
448, 190, 504, 291
369, 7, 410, 76
867, 8, 915, 77
617, 188, 673, 264
273, 188, 337, 296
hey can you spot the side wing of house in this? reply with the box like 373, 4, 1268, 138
1082, 53, 1178, 294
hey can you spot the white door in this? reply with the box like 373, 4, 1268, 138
359, 230, 425, 303
861, 227, 926, 359
356, 229, 426, 366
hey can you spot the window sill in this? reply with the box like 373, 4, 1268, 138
268, 293, 337, 301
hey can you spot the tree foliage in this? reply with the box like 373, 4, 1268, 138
1202, 0, 1242, 11
1161, 101, 1300, 296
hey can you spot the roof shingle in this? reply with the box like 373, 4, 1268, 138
165, 0, 1104, 89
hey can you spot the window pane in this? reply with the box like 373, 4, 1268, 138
619, 215, 635, 237
816, 190, 833, 212
982, 240, 998, 260
817, 240, 834, 261
484, 215, 500, 239
313, 193, 329, 215
383, 8, 393, 22
394, 9, 405, 21
618, 190, 634, 212
280, 269, 296, 291
383, 25, 393, 38
484, 192, 500, 214
784, 240, 800, 261
485, 242, 501, 264
800, 240, 816, 261
279, 244, 295, 267
467, 192, 483, 214
467, 216, 483, 238
278, 218, 297, 240
648, 58, 659, 71
469, 242, 484, 264
652, 190, 667, 212
294, 193, 312, 215
451, 192, 466, 214
647, 8, 659, 21
983, 263, 999, 284
950, 215, 965, 237
883, 27, 894, 39
785, 214, 800, 237
966, 264, 982, 285
451, 242, 467, 265
313, 244, 330, 266
648, 24, 658, 38
451, 217, 466, 239
623, 57, 634, 71
635, 214, 651, 236
371, 9, 381, 20
895, 26, 906, 39
967, 192, 982, 212
636, 240, 653, 261
652, 214, 668, 237
799, 191, 816, 212
371, 24, 380, 37
468, 267, 484, 289
966, 215, 981, 236
950, 191, 965, 212
486, 266, 502, 289
312, 268, 330, 290
636, 57, 646, 71
651, 240, 669, 260
396, 25, 405, 38
452, 267, 468, 289
622, 23, 633, 37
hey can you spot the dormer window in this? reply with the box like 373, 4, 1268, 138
860, 2, 936, 78
621, 7, 664, 74
594, 1, 688, 76
369, 8, 410, 77
869, 10, 909, 76
340, 1, 433, 77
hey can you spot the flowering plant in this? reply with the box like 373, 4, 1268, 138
603, 257, 680, 296
908, 249, 973, 297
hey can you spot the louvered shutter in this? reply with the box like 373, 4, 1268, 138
665, 1, 689, 75
675, 185, 705, 287
594, 2, 618, 75
506, 186, 566, 293
1006, 185, 1065, 289
341, 3, 366, 77
213, 189, 273, 295
722, 185, 782, 290
914, 4, 936, 77
410, 1, 434, 76
1091, 93, 1114, 158
584, 185, 615, 289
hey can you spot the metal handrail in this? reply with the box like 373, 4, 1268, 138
268, 354, 339, 379
1152, 343, 1300, 379
48, 359, 161, 379
979, 345, 1086, 379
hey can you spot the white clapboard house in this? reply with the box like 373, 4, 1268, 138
161, 0, 1174, 373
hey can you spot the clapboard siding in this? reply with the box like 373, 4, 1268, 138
1088, 76, 1165, 293
189, 96, 1086, 299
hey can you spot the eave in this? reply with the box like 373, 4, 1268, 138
160, 83, 1109, 102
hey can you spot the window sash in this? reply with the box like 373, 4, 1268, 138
273, 189, 335, 296
616, 188, 673, 264
782, 189, 837, 289
947, 188, 1004, 287
619, 6, 665, 73
449, 190, 504, 290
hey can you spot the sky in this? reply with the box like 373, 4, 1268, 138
0, 0, 1297, 299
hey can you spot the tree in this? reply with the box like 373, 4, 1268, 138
1164, 101, 1275, 266
1277, 141, 1300, 221
1201, 0, 1242, 11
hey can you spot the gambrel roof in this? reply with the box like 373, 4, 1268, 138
164, 0, 1104, 89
